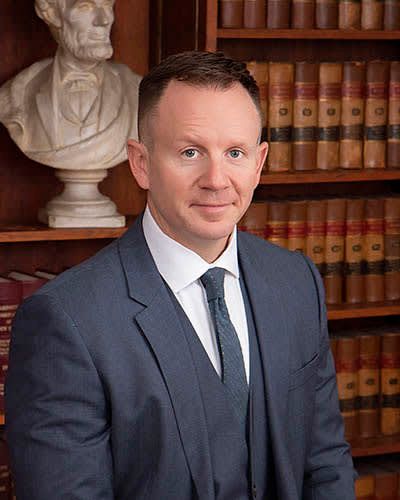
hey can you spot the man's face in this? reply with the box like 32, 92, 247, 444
129, 80, 268, 261
59, 0, 115, 62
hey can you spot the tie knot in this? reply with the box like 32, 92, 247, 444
200, 267, 225, 301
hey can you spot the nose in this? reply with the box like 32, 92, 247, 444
93, 7, 113, 27
199, 157, 230, 191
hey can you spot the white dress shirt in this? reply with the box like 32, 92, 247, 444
142, 207, 250, 382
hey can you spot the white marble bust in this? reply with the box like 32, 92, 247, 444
0, 0, 141, 226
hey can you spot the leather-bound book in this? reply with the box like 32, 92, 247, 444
291, 0, 315, 28
361, 0, 384, 28
355, 463, 375, 500
364, 60, 389, 169
7, 270, 47, 299
373, 464, 399, 500
388, 61, 400, 169
317, 63, 343, 171
247, 61, 269, 140
330, 334, 338, 359
339, 0, 361, 28
267, 0, 290, 27
239, 201, 268, 238
293, 62, 318, 171
335, 333, 360, 440
316, 0, 339, 28
324, 198, 346, 304
364, 197, 385, 302
244, 0, 267, 27
287, 199, 307, 253
219, 0, 244, 27
340, 61, 365, 170
384, 0, 400, 29
384, 195, 400, 300
306, 198, 327, 276
358, 333, 380, 438
266, 200, 289, 248
380, 330, 400, 435
345, 198, 365, 304
267, 63, 293, 172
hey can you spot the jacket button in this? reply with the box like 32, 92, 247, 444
252, 485, 257, 498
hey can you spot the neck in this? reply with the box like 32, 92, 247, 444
56, 47, 103, 73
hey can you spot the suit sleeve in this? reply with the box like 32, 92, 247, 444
5, 293, 114, 499
301, 255, 357, 500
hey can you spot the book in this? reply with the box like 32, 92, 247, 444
244, 0, 266, 27
7, 271, 47, 299
267, 0, 290, 27
364, 197, 385, 303
364, 60, 389, 169
387, 61, 400, 169
316, 0, 339, 28
306, 198, 326, 276
246, 61, 269, 141
291, 0, 315, 28
239, 201, 268, 238
292, 61, 318, 171
317, 62, 342, 171
266, 200, 289, 248
354, 462, 375, 499
34, 270, 57, 280
267, 62, 294, 172
287, 199, 308, 253
345, 198, 365, 304
340, 61, 365, 170
380, 330, 400, 435
384, 0, 400, 29
361, 0, 384, 28
219, 0, 244, 27
339, 0, 361, 28
384, 195, 400, 300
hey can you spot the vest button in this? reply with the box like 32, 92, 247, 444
252, 485, 257, 498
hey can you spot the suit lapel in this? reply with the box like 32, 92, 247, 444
118, 218, 214, 499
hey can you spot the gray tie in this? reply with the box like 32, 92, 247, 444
200, 268, 248, 424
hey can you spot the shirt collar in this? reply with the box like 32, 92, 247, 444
142, 206, 240, 293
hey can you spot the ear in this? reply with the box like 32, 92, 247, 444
35, 4, 63, 29
254, 141, 269, 184
127, 139, 150, 190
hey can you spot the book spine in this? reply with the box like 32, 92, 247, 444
384, 0, 400, 28
324, 198, 346, 304
335, 334, 360, 440
340, 61, 365, 170
247, 61, 269, 140
317, 63, 342, 171
364, 197, 385, 302
244, 0, 267, 26
306, 199, 327, 275
361, 0, 384, 28
374, 468, 398, 500
339, 0, 361, 28
364, 60, 389, 169
358, 334, 380, 438
267, 62, 294, 172
287, 199, 308, 253
291, 0, 315, 27
267, 0, 290, 27
384, 196, 400, 300
381, 332, 400, 435
219, 0, 244, 27
266, 200, 289, 248
316, 0, 339, 27
293, 62, 318, 171
388, 61, 400, 168
239, 201, 268, 238
345, 198, 365, 303
330, 335, 338, 359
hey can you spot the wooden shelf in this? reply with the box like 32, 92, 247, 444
327, 301, 400, 320
351, 435, 400, 457
218, 28, 400, 40
259, 169, 400, 185
0, 226, 129, 243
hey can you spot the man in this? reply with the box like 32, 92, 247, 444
0, 0, 140, 170
5, 51, 356, 499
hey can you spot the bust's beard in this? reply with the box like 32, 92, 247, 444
60, 27, 113, 63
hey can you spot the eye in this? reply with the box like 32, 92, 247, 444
182, 148, 199, 159
228, 149, 243, 159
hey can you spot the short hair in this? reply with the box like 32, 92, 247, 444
138, 51, 261, 142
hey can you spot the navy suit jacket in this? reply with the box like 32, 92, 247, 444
5, 216, 355, 499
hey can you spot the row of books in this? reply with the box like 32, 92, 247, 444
331, 327, 400, 440
246, 60, 400, 172
355, 457, 400, 499
219, 0, 400, 30
0, 440, 12, 500
239, 195, 400, 305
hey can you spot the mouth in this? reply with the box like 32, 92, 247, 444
192, 203, 233, 214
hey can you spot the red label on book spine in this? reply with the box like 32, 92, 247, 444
319, 83, 341, 99
366, 82, 388, 99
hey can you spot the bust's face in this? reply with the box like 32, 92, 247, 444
59, 0, 115, 62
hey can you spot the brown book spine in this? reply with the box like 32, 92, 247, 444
330, 335, 338, 359
267, 0, 290, 27
384, 0, 400, 28
335, 334, 360, 440
364, 61, 389, 169
340, 61, 365, 170
267, 63, 293, 172
306, 199, 327, 275
361, 0, 384, 28
291, 0, 315, 27
219, 0, 244, 27
345, 198, 366, 303
293, 62, 318, 171
384, 196, 400, 300
316, 0, 339, 27
287, 199, 307, 253
266, 200, 289, 248
244, 0, 267, 26
364, 197, 385, 302
339, 0, 361, 28
239, 201, 268, 238
388, 61, 400, 168
374, 466, 399, 500
381, 331, 400, 435
317, 63, 342, 171
358, 333, 381, 438
324, 198, 346, 304
247, 61, 269, 134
